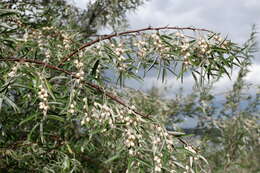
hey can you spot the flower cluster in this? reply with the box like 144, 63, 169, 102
68, 102, 76, 114
38, 84, 49, 115
155, 125, 175, 151
111, 43, 129, 72
35, 30, 53, 62
74, 56, 85, 85
147, 124, 178, 172
81, 98, 91, 124
134, 37, 148, 57
75, 70, 84, 84
213, 35, 223, 43
165, 134, 174, 151
92, 43, 103, 56
150, 124, 175, 168
178, 34, 190, 51
197, 38, 209, 54
124, 115, 138, 126
174, 33, 191, 64
45, 49, 51, 60
124, 127, 142, 156
115, 108, 125, 122
62, 33, 71, 49
180, 41, 190, 52
152, 34, 170, 56
152, 34, 163, 50
42, 26, 55, 31
124, 129, 137, 155
95, 68, 101, 78
175, 32, 185, 38
95, 102, 108, 116
122, 106, 141, 126
114, 43, 125, 57
37, 31, 44, 50
213, 35, 229, 48
152, 135, 161, 147
74, 60, 84, 69
81, 112, 91, 125
152, 125, 165, 144
115, 105, 141, 126
33, 30, 52, 62
112, 106, 144, 156
8, 63, 19, 78
23, 31, 29, 42
85, 102, 115, 129
154, 154, 163, 172
117, 63, 128, 72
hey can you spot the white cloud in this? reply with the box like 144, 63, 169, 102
244, 0, 260, 8
246, 64, 260, 84
124, 0, 260, 94
127, 0, 260, 44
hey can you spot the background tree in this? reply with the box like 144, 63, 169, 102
2, 0, 147, 36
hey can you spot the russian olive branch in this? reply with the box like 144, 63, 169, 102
0, 57, 197, 150
58, 26, 213, 66
0, 57, 150, 118
1, 27, 215, 152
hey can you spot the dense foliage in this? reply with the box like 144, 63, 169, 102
127, 29, 259, 172
0, 1, 258, 172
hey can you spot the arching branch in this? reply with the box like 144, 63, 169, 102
58, 26, 213, 66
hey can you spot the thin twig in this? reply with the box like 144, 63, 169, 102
58, 26, 213, 66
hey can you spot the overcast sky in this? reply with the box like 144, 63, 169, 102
72, 0, 260, 95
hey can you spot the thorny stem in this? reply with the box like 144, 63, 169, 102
0, 57, 150, 118
58, 26, 213, 66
